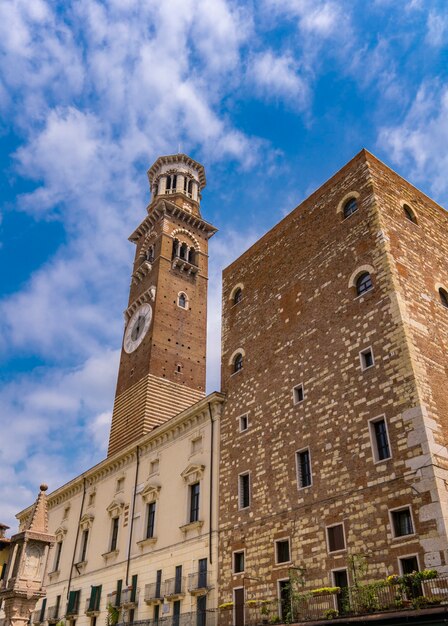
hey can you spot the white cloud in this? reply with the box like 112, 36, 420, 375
264, 0, 342, 37
248, 51, 310, 110
426, 10, 448, 48
378, 82, 448, 200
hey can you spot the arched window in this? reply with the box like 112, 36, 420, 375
188, 179, 193, 196
188, 248, 196, 265
403, 204, 417, 224
233, 353, 243, 373
233, 288, 243, 305
180, 242, 188, 260
343, 197, 358, 219
166, 175, 177, 192
178, 292, 188, 309
172, 238, 179, 260
439, 288, 448, 308
356, 272, 373, 296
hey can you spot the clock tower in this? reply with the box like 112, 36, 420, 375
107, 154, 217, 457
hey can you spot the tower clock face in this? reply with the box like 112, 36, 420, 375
123, 303, 153, 354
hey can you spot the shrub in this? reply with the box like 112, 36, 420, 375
323, 609, 339, 620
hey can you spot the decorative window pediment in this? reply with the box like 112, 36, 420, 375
181, 464, 205, 485
54, 525, 68, 542
79, 513, 94, 531
106, 498, 125, 518
141, 482, 161, 503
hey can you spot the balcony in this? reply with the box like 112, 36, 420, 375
106, 591, 120, 608
121, 587, 139, 608
188, 571, 211, 596
144, 582, 163, 605
85, 599, 100, 616
165, 576, 186, 600
46, 606, 59, 623
32, 611, 42, 625
171, 256, 198, 275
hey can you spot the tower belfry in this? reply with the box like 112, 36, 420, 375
107, 154, 217, 457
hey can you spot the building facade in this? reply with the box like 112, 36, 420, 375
218, 150, 448, 621
9, 149, 448, 626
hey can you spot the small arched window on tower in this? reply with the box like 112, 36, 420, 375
403, 204, 418, 224
166, 175, 177, 193
180, 242, 188, 260
356, 272, 373, 296
188, 248, 196, 265
439, 288, 448, 309
233, 288, 243, 305
188, 179, 194, 197
172, 238, 179, 260
178, 292, 188, 309
343, 197, 358, 219
233, 353, 243, 374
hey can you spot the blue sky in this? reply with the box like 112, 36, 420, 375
1, 0, 447, 528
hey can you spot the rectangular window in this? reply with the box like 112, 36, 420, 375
233, 551, 245, 574
198, 558, 207, 589
327, 524, 346, 553
369, 417, 391, 461
110, 517, 119, 551
115, 580, 122, 607
360, 347, 374, 370
275, 539, 291, 564
173, 600, 181, 626
54, 542, 62, 571
175, 565, 182, 594
88, 585, 102, 612
399, 555, 419, 575
153, 605, 160, 624
239, 415, 249, 432
296, 449, 312, 488
293, 384, 304, 404
146, 502, 156, 539
39, 598, 47, 622
155, 570, 162, 599
238, 473, 250, 509
391, 507, 414, 537
189, 483, 200, 523
79, 530, 89, 562
130, 574, 138, 603
67, 590, 80, 616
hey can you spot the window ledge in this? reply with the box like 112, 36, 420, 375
101, 549, 119, 561
48, 570, 60, 580
179, 520, 204, 534
74, 561, 87, 574
137, 537, 157, 549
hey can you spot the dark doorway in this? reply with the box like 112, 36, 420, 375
234, 588, 244, 626
197, 594, 206, 626
279, 580, 291, 622
333, 569, 349, 614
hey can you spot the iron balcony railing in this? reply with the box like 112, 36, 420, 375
118, 609, 217, 626
164, 576, 185, 598
144, 582, 163, 603
47, 606, 59, 622
187, 571, 210, 594
121, 587, 139, 607
107, 591, 120, 608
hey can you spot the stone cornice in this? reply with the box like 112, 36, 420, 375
16, 392, 225, 521
129, 200, 217, 242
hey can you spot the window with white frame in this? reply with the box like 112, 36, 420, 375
360, 347, 374, 370
390, 507, 414, 538
293, 383, 304, 404
238, 472, 250, 509
239, 415, 249, 432
326, 523, 346, 553
275, 539, 291, 564
233, 550, 245, 574
369, 416, 391, 462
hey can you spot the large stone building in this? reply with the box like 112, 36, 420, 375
218, 149, 448, 621
6, 149, 448, 626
